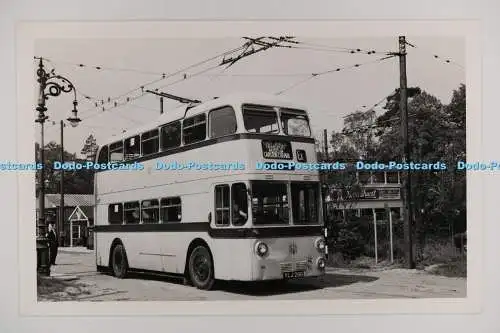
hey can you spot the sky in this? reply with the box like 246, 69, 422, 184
34, 36, 465, 157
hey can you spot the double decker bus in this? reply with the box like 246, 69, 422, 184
93, 92, 326, 290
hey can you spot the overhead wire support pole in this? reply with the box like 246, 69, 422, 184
398, 36, 415, 269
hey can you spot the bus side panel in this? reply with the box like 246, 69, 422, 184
95, 232, 112, 267
168, 232, 210, 274
210, 238, 254, 281
120, 233, 163, 271
95, 202, 111, 268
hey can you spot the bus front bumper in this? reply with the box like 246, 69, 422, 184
251, 256, 326, 281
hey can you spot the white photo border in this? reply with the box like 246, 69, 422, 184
17, 20, 482, 316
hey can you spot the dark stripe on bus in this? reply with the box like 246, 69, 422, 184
93, 223, 323, 239
95, 133, 315, 173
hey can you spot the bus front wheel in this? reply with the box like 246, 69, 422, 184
188, 245, 215, 290
111, 244, 129, 279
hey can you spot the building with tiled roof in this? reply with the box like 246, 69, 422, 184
36, 194, 94, 247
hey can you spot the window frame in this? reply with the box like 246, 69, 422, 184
109, 141, 124, 162
141, 199, 160, 224
160, 120, 182, 151
231, 182, 248, 226
160, 197, 182, 223
124, 135, 141, 160
141, 129, 160, 156
208, 105, 237, 139
97, 145, 109, 163
250, 181, 290, 226
214, 184, 231, 226
108, 203, 123, 225
123, 201, 140, 224
290, 182, 320, 225
182, 113, 207, 145
279, 109, 312, 137
241, 104, 279, 134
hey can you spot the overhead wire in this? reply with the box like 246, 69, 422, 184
37, 43, 247, 115
78, 62, 223, 122
404, 39, 464, 69
295, 40, 394, 55
275, 54, 397, 95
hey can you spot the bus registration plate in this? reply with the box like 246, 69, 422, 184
283, 271, 305, 279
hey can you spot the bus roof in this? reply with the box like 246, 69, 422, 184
101, 92, 309, 146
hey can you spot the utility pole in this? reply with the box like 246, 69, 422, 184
398, 36, 415, 269
322, 128, 329, 259
323, 128, 328, 161
60, 120, 65, 245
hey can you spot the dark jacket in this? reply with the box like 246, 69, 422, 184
47, 229, 57, 246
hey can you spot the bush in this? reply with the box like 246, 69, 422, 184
417, 239, 465, 266
430, 257, 466, 278
328, 219, 366, 260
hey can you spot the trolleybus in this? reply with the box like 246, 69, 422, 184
93, 93, 326, 290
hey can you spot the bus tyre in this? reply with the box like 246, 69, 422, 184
111, 244, 129, 279
188, 245, 215, 290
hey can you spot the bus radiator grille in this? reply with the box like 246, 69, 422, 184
280, 261, 308, 273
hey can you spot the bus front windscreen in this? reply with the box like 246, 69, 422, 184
251, 181, 289, 225
290, 182, 319, 225
251, 181, 320, 225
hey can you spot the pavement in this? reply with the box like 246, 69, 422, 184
58, 246, 93, 254
38, 251, 467, 301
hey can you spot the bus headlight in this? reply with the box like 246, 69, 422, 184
255, 241, 269, 257
314, 238, 325, 252
316, 257, 326, 270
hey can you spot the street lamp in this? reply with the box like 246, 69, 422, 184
59, 116, 80, 249
35, 57, 80, 277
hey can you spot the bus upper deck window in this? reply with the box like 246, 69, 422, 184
183, 114, 206, 145
209, 106, 237, 138
161, 121, 181, 150
109, 141, 124, 162
124, 135, 141, 160
280, 109, 311, 137
242, 104, 279, 134
142, 129, 159, 156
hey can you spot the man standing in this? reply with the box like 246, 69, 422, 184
47, 217, 58, 265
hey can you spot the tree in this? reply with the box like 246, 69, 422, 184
373, 85, 466, 244
323, 84, 466, 261
81, 134, 99, 161
341, 109, 378, 160
35, 141, 94, 194
375, 87, 422, 131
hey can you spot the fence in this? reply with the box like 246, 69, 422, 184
326, 214, 466, 268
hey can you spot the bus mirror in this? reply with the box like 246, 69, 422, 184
208, 212, 212, 223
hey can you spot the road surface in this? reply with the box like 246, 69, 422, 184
38, 249, 466, 301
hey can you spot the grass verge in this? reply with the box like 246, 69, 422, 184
37, 275, 92, 301
428, 258, 467, 278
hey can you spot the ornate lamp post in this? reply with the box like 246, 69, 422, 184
36, 57, 80, 276
59, 117, 80, 248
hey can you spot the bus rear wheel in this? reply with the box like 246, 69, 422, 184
188, 245, 215, 290
111, 244, 129, 279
